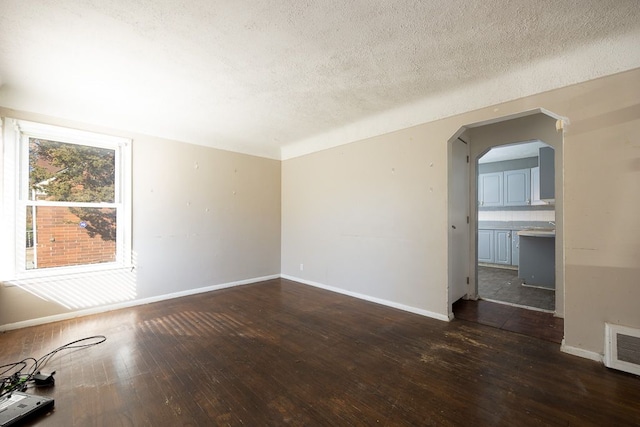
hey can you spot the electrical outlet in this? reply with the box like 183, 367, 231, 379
300, 264, 304, 271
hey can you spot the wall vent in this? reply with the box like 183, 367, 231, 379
605, 323, 640, 376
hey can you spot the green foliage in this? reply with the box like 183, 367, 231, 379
29, 139, 115, 203
30, 139, 117, 241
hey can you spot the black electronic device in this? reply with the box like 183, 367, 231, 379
0, 391, 54, 426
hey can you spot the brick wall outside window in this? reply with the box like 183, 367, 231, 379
35, 206, 116, 268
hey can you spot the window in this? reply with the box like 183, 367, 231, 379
1, 119, 131, 278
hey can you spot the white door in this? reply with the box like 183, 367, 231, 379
448, 138, 470, 310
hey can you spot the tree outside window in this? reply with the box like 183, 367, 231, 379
20, 128, 128, 271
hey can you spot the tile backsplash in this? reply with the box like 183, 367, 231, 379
478, 209, 555, 222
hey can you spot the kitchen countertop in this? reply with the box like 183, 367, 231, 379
517, 229, 555, 237
478, 221, 556, 232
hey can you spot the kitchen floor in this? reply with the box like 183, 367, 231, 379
478, 265, 555, 311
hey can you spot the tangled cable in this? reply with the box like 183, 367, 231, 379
0, 335, 106, 398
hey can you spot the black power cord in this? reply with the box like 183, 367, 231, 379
0, 335, 106, 398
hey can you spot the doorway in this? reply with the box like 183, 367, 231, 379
447, 109, 565, 321
476, 141, 556, 312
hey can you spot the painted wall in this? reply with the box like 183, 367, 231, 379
0, 108, 281, 327
281, 68, 640, 357
282, 128, 451, 320
1, 68, 638, 358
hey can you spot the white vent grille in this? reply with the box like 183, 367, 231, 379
605, 323, 640, 376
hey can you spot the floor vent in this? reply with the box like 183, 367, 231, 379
605, 323, 640, 376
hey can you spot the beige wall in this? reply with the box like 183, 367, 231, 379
1, 68, 638, 358
282, 127, 451, 319
0, 108, 281, 327
282, 68, 640, 357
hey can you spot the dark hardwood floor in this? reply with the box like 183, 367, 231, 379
452, 299, 564, 344
1, 278, 638, 426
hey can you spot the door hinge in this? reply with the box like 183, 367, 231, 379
466, 155, 469, 163
467, 216, 469, 224
466, 277, 470, 284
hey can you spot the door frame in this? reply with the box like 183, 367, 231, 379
447, 108, 566, 319
447, 135, 470, 318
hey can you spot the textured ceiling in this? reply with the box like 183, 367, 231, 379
1, 1, 639, 159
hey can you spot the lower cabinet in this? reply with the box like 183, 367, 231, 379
478, 229, 495, 263
479, 229, 519, 267
494, 230, 512, 265
511, 232, 520, 267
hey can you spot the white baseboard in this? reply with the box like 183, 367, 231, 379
281, 274, 450, 322
561, 340, 604, 363
0, 274, 280, 332
2, 272, 611, 368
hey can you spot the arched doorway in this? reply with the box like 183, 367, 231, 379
447, 109, 565, 322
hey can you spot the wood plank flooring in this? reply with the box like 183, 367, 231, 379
1, 278, 638, 426
452, 299, 564, 344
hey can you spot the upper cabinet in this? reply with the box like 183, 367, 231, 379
478, 168, 531, 207
478, 143, 554, 208
478, 172, 503, 207
539, 146, 555, 201
530, 166, 545, 205
504, 168, 531, 206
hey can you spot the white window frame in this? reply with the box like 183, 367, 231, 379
1, 118, 132, 280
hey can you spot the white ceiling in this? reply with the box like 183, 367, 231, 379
1, 1, 639, 159
479, 141, 548, 164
